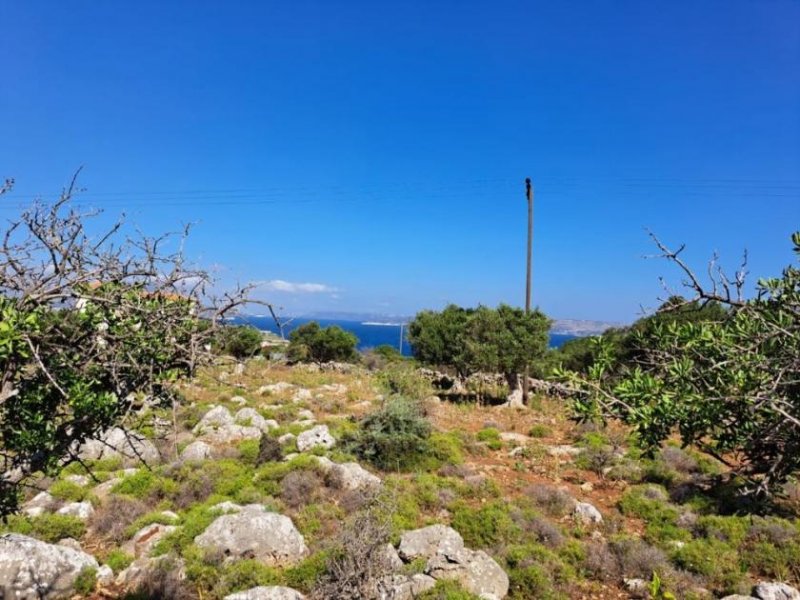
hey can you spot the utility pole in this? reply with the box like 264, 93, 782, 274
523, 177, 533, 406
398, 322, 404, 354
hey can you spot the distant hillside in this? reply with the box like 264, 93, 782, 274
550, 318, 622, 336
293, 312, 622, 337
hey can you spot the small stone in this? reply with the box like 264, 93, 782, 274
96, 564, 114, 584
753, 582, 800, 600
296, 425, 336, 452
573, 502, 603, 525
180, 440, 213, 462
230, 395, 248, 406
278, 433, 296, 445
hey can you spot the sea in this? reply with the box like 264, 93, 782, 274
231, 316, 577, 357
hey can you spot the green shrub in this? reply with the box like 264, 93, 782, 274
451, 501, 518, 548
74, 567, 97, 595
49, 479, 89, 502
672, 538, 744, 592
375, 363, 433, 400
105, 549, 135, 573
214, 559, 283, 597
618, 486, 690, 545
418, 579, 483, 599
284, 551, 330, 592
214, 324, 263, 359
112, 469, 158, 498
287, 322, 358, 364
28, 513, 86, 543
346, 398, 433, 471
528, 424, 551, 438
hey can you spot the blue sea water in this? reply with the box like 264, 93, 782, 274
232, 316, 577, 357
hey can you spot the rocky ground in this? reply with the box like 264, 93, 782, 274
1, 359, 799, 600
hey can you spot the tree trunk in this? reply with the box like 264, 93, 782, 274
503, 372, 525, 408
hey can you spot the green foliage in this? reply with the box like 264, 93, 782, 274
408, 303, 551, 379
49, 479, 90, 502
418, 580, 483, 600
672, 538, 744, 591
287, 321, 358, 364
561, 234, 800, 495
528, 424, 551, 438
214, 324, 263, 359
346, 397, 433, 471
104, 549, 135, 573
1, 513, 87, 543
451, 501, 519, 548
375, 362, 433, 400
73, 567, 97, 595
477, 427, 503, 450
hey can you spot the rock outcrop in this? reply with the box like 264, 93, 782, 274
296, 425, 335, 452
78, 426, 160, 467
0, 533, 99, 599
224, 586, 306, 600
194, 505, 308, 566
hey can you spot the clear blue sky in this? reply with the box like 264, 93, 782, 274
1, 1, 798, 322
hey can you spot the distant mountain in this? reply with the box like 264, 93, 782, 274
290, 311, 623, 337
550, 319, 622, 336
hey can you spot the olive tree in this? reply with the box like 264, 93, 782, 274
0, 174, 251, 515
560, 233, 800, 496
409, 303, 551, 405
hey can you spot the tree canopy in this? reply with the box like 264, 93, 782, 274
560, 233, 800, 496
287, 321, 359, 364
0, 176, 249, 515
408, 303, 551, 381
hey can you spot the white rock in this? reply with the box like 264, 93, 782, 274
22, 491, 55, 517
0, 533, 99, 599
326, 462, 382, 492
64, 474, 90, 487
573, 502, 603, 525
57, 501, 95, 520
296, 425, 336, 452
753, 582, 800, 600
96, 564, 114, 584
398, 525, 465, 561
224, 586, 306, 600
292, 388, 312, 402
278, 433, 296, 446
296, 409, 315, 421
180, 440, 213, 462
259, 382, 295, 395
195, 510, 308, 566
78, 427, 161, 467
230, 395, 248, 406
547, 445, 584, 458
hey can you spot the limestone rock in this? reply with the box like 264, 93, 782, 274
195, 507, 308, 566
753, 582, 800, 600
296, 425, 335, 452
426, 548, 509, 599
378, 573, 437, 600
398, 525, 465, 561
180, 440, 213, 462
574, 502, 603, 525
79, 426, 160, 467
22, 491, 55, 517
325, 462, 382, 492
259, 382, 295, 395
124, 523, 178, 558
235, 407, 279, 432
292, 388, 312, 402
57, 501, 94, 520
193, 406, 262, 443
224, 586, 306, 600
0, 533, 99, 599
96, 564, 114, 585
547, 444, 583, 458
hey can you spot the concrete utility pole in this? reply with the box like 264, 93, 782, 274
523, 177, 533, 406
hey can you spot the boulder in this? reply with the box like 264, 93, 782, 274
426, 548, 509, 599
180, 440, 213, 462
79, 426, 160, 467
230, 395, 248, 406
574, 502, 603, 525
116, 555, 185, 589
193, 406, 262, 443
64, 474, 90, 486
259, 383, 295, 395
377, 574, 437, 600
398, 525, 465, 561
123, 523, 178, 558
325, 462, 382, 492
195, 507, 308, 566
22, 491, 56, 517
753, 583, 800, 600
224, 586, 306, 600
0, 533, 99, 599
57, 501, 94, 520
96, 564, 114, 585
292, 388, 312, 402
296, 425, 335, 452
235, 407, 278, 432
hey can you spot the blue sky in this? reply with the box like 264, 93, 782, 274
1, 1, 798, 322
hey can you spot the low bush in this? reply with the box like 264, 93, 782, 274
346, 398, 433, 471
49, 479, 90, 502
214, 324, 263, 359
524, 484, 575, 518
451, 501, 519, 548
281, 470, 324, 508
375, 363, 433, 400
418, 580, 482, 599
